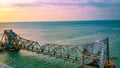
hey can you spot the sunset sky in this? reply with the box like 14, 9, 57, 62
0, 0, 120, 22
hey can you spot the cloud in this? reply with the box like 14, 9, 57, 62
13, 3, 41, 7
11, 0, 120, 20
0, 0, 120, 22
11, 0, 120, 8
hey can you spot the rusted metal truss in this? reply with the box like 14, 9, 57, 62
0, 30, 109, 68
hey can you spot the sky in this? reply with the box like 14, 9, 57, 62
0, 0, 120, 22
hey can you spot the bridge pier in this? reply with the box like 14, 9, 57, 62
0, 42, 20, 52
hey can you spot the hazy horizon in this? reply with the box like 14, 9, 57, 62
0, 19, 120, 23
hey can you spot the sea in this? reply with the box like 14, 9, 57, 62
0, 20, 120, 68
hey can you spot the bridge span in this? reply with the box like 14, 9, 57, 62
0, 30, 115, 68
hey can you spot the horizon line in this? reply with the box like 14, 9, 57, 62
0, 19, 120, 23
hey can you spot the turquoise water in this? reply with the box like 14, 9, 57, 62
0, 20, 120, 68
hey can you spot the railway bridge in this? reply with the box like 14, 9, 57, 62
0, 30, 115, 68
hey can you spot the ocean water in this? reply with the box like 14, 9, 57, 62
0, 20, 120, 68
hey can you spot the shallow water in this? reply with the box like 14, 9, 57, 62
0, 20, 120, 68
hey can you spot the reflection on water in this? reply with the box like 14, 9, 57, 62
0, 21, 120, 68
3, 50, 79, 68
0, 52, 8, 62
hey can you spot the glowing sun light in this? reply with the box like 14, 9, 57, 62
0, 8, 14, 12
